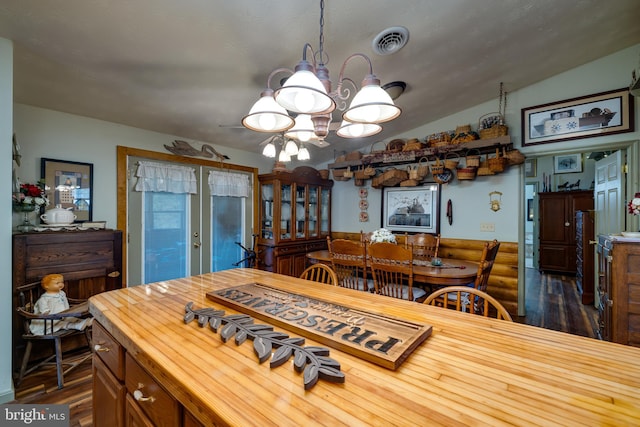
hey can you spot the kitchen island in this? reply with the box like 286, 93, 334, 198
89, 268, 640, 426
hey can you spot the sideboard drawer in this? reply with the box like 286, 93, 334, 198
125, 353, 180, 427
93, 321, 125, 381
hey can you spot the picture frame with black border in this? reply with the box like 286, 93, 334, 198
41, 158, 93, 222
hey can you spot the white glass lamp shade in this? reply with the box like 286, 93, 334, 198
284, 139, 299, 156
278, 150, 291, 162
285, 114, 316, 142
297, 145, 310, 161
336, 120, 382, 138
275, 62, 335, 114
343, 84, 401, 124
242, 92, 295, 132
262, 142, 277, 158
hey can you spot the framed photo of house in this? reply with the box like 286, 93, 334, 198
382, 184, 440, 234
41, 158, 93, 222
554, 153, 582, 174
521, 88, 634, 146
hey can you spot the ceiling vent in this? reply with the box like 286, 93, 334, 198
372, 26, 409, 55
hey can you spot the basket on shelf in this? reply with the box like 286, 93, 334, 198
407, 165, 420, 180
332, 168, 351, 181
465, 149, 481, 167
386, 139, 406, 152
400, 179, 420, 187
433, 168, 454, 185
402, 138, 426, 151
456, 166, 477, 181
363, 164, 376, 177
504, 148, 525, 165
318, 169, 330, 179
345, 150, 363, 161
378, 167, 408, 187
478, 82, 509, 140
444, 153, 460, 169
477, 157, 495, 176
487, 148, 508, 173
354, 166, 372, 180
426, 132, 452, 148
417, 157, 430, 178
478, 113, 509, 139
429, 158, 445, 175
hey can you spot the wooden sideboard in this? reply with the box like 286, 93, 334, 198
12, 229, 123, 370
597, 235, 640, 345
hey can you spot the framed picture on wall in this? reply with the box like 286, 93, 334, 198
382, 185, 440, 234
521, 87, 634, 146
524, 158, 537, 177
554, 153, 582, 174
41, 158, 93, 222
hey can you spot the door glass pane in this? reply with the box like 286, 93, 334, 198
295, 185, 306, 238
308, 186, 318, 237
211, 195, 245, 270
143, 192, 189, 283
280, 183, 292, 240
320, 188, 330, 233
261, 183, 274, 240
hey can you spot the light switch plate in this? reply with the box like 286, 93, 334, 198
480, 223, 495, 232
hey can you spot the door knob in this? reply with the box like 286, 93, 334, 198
193, 241, 201, 248
564, 222, 570, 226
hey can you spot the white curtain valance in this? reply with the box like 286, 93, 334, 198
134, 161, 197, 194
208, 170, 251, 198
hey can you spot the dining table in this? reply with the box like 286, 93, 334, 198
306, 249, 479, 286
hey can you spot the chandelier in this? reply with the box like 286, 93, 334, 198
242, 0, 401, 148
261, 133, 310, 163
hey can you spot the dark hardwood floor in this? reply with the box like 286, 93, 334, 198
10, 269, 600, 426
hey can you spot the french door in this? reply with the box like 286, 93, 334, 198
127, 157, 252, 286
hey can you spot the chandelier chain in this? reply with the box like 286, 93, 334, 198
319, 0, 325, 62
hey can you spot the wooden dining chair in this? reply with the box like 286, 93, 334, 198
326, 237, 373, 291
367, 242, 427, 302
404, 233, 440, 262
15, 282, 93, 389
473, 239, 501, 292
424, 286, 513, 321
299, 263, 338, 286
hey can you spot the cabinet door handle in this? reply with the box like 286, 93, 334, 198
134, 384, 156, 403
94, 343, 110, 352
588, 240, 598, 245
564, 222, 570, 226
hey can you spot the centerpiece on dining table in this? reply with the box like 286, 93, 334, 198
369, 228, 397, 244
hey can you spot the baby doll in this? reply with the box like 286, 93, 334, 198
29, 273, 92, 335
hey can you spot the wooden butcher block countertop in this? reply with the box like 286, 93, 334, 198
89, 268, 640, 426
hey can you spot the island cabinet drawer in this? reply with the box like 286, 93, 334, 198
93, 321, 125, 380
125, 353, 180, 427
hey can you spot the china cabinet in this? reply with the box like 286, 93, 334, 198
258, 166, 332, 277
538, 191, 593, 273
596, 235, 640, 346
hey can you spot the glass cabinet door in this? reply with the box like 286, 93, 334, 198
280, 183, 292, 240
261, 183, 274, 240
294, 184, 307, 239
320, 188, 330, 235
308, 186, 319, 238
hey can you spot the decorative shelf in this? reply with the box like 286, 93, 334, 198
328, 136, 512, 170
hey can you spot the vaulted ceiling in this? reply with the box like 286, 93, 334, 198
1, 0, 640, 163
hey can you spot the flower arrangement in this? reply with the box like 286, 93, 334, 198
370, 228, 397, 244
628, 192, 640, 216
13, 181, 49, 211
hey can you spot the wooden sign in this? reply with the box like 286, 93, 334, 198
207, 283, 432, 370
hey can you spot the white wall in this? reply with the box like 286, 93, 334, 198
12, 104, 275, 230
0, 37, 14, 403
329, 44, 640, 243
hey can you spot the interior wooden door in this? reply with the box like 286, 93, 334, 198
595, 150, 623, 236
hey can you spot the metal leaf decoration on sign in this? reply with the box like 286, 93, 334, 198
184, 302, 345, 390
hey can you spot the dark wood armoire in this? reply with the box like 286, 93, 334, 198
538, 190, 593, 273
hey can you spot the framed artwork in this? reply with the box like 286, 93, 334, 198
41, 158, 93, 222
382, 185, 440, 233
554, 153, 582, 174
521, 88, 634, 146
524, 158, 537, 178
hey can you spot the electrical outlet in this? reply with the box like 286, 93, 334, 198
480, 223, 495, 232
